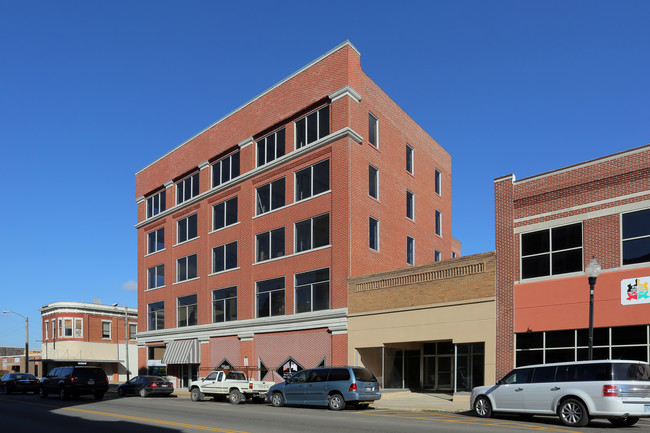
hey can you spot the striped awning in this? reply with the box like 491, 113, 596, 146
161, 339, 200, 365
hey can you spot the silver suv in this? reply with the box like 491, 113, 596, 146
471, 360, 650, 427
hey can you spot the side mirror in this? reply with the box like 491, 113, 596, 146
495, 379, 502, 385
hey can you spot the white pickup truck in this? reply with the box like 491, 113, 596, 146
188, 370, 273, 404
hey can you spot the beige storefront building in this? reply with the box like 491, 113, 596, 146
348, 252, 496, 398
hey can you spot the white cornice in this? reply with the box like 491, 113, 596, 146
164, 181, 174, 188
39, 302, 137, 317
199, 161, 210, 170
329, 85, 362, 103
238, 137, 254, 149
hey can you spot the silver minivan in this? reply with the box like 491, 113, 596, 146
470, 360, 650, 427
267, 366, 381, 410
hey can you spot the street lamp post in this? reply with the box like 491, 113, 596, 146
2, 311, 28, 374
112, 303, 130, 381
585, 258, 602, 361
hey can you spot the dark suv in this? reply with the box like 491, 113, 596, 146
39, 366, 109, 400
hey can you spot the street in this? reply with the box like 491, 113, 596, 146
2, 392, 649, 433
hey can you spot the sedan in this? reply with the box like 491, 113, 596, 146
1, 373, 39, 394
117, 376, 174, 397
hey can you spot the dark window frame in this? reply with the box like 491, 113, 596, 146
212, 151, 240, 188
294, 268, 330, 313
256, 277, 285, 318
295, 213, 330, 253
295, 159, 330, 202
256, 227, 285, 262
177, 254, 198, 282
147, 264, 165, 289
212, 286, 237, 323
212, 241, 238, 273
256, 178, 286, 215
257, 128, 286, 167
295, 105, 330, 149
147, 227, 165, 254
212, 196, 238, 231
177, 213, 198, 244
146, 190, 166, 219
177, 294, 197, 327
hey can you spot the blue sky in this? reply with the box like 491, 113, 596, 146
1, 0, 648, 349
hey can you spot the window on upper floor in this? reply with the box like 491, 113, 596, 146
296, 159, 329, 202
435, 210, 442, 236
129, 323, 137, 340
146, 190, 166, 219
177, 294, 197, 327
212, 151, 240, 188
257, 128, 285, 167
622, 209, 650, 265
435, 169, 442, 195
368, 165, 379, 199
256, 277, 285, 318
147, 227, 165, 254
177, 254, 198, 282
44, 321, 49, 340
212, 241, 237, 273
177, 214, 197, 244
256, 178, 285, 215
452, 251, 457, 259
295, 105, 330, 149
102, 321, 111, 339
213, 286, 237, 323
176, 172, 200, 205
407, 190, 414, 220
74, 318, 82, 338
369, 217, 379, 251
521, 222, 583, 279
295, 213, 329, 253
368, 112, 378, 147
256, 227, 285, 262
147, 264, 164, 289
435, 250, 442, 262
148, 301, 164, 331
295, 268, 330, 313
407, 236, 415, 265
213, 196, 238, 231
406, 144, 414, 174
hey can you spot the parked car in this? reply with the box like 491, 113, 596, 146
117, 376, 174, 397
267, 366, 381, 410
189, 370, 272, 404
470, 360, 650, 427
0, 373, 39, 394
39, 366, 109, 400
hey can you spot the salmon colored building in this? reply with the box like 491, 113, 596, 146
134, 41, 460, 387
494, 144, 650, 378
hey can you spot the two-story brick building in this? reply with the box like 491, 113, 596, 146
135, 41, 460, 387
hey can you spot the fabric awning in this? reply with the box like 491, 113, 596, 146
161, 339, 199, 365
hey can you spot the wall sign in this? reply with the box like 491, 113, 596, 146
621, 276, 650, 305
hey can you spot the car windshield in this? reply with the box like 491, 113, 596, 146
613, 363, 650, 381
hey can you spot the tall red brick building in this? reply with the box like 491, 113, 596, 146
494, 144, 650, 378
135, 41, 460, 386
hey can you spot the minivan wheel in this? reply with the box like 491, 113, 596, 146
327, 393, 346, 411
474, 396, 492, 418
229, 389, 242, 405
558, 398, 589, 427
608, 416, 639, 427
38, 386, 48, 399
270, 392, 284, 407
190, 387, 204, 402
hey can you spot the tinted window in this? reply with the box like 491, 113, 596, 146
531, 366, 556, 383
288, 370, 308, 384
563, 363, 612, 381
501, 368, 532, 384
328, 368, 350, 382
73, 368, 106, 380
307, 369, 330, 383
613, 363, 650, 381
353, 368, 377, 382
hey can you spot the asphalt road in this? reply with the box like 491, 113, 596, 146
2, 392, 649, 433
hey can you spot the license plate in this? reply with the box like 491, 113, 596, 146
161, 384, 168, 387
365, 387, 374, 391
88, 380, 94, 384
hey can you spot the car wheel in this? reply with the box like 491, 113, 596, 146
38, 386, 48, 399
558, 398, 589, 427
327, 393, 346, 411
117, 387, 125, 397
229, 389, 242, 405
139, 388, 147, 398
190, 387, 204, 402
608, 416, 639, 427
270, 392, 284, 407
473, 395, 492, 418
59, 387, 68, 400
94, 392, 104, 400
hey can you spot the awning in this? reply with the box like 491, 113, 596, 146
161, 339, 199, 365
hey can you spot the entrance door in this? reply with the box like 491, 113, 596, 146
404, 350, 420, 389
436, 356, 454, 391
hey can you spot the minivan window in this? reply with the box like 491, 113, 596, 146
613, 362, 650, 381
288, 370, 308, 384
328, 368, 350, 382
307, 369, 330, 383
563, 363, 611, 381
531, 366, 556, 383
352, 368, 377, 382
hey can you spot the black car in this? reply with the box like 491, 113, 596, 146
39, 366, 108, 400
117, 376, 174, 397
0, 373, 39, 394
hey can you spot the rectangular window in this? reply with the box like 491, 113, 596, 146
212, 151, 240, 188
369, 217, 379, 251
435, 210, 442, 236
74, 318, 82, 338
45, 321, 49, 340
176, 172, 200, 205
521, 223, 583, 279
435, 169, 442, 195
368, 113, 378, 147
148, 301, 164, 331
129, 323, 137, 340
102, 321, 111, 339
177, 294, 197, 327
256, 277, 285, 318
406, 190, 414, 220
295, 105, 330, 149
213, 286, 237, 323
295, 159, 330, 202
147, 227, 165, 254
147, 264, 164, 289
295, 214, 329, 253
256, 178, 285, 215
64, 319, 73, 337
435, 250, 442, 262
177, 254, 198, 282
257, 129, 285, 167
146, 190, 166, 219
406, 144, 414, 174
213, 196, 238, 231
622, 209, 650, 265
368, 165, 378, 199
177, 214, 198, 244
407, 236, 415, 265
452, 251, 457, 259
256, 227, 285, 262
295, 268, 330, 313
212, 241, 237, 273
